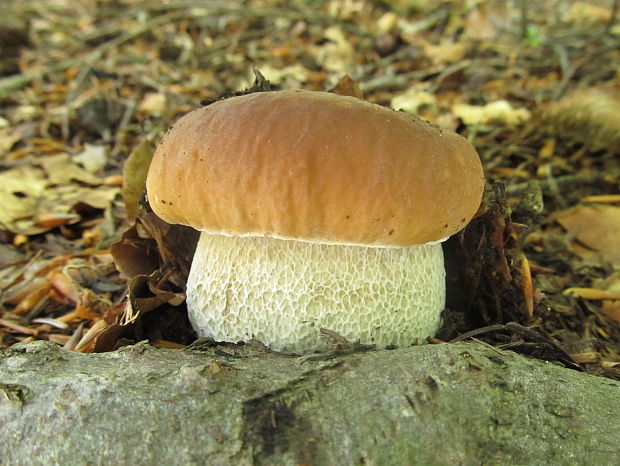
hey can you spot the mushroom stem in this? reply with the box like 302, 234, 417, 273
186, 232, 445, 354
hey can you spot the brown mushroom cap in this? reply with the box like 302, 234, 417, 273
146, 90, 484, 247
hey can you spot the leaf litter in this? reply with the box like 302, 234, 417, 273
0, 0, 618, 379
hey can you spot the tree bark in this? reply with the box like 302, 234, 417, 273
1, 340, 619, 465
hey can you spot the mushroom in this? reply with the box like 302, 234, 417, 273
145, 90, 485, 354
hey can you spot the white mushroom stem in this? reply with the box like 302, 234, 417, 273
186, 232, 446, 354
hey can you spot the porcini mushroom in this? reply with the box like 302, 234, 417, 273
145, 90, 484, 354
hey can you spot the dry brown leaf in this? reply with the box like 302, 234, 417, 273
138, 211, 198, 284
110, 224, 160, 279
462, 1, 507, 40
595, 272, 620, 325
556, 205, 620, 265
129, 272, 185, 315
601, 301, 620, 324
328, 75, 363, 99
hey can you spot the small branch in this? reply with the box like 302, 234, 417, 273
360, 67, 444, 93
505, 174, 597, 196
551, 44, 575, 101
606, 0, 618, 33
520, 0, 529, 40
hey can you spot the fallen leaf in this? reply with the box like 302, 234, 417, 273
0, 243, 23, 267
556, 205, 620, 265
563, 288, 620, 300
0, 165, 47, 233
256, 64, 309, 87
562, 2, 612, 24
38, 184, 119, 217
595, 272, 620, 325
463, 1, 503, 40
581, 194, 620, 203
73, 144, 108, 174
0, 127, 20, 156
328, 75, 363, 99
538, 138, 556, 159
111, 224, 160, 279
129, 272, 185, 315
601, 301, 620, 324
0, 156, 119, 235
376, 11, 398, 33
423, 40, 466, 66
391, 86, 438, 116
139, 92, 167, 116
93, 323, 126, 352
40, 153, 102, 185
315, 26, 355, 73
138, 211, 198, 285
122, 138, 154, 222
453, 100, 531, 126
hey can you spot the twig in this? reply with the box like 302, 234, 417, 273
110, 97, 137, 158
0, 72, 44, 99
551, 44, 575, 101
356, 47, 423, 77
450, 324, 509, 343
606, 0, 618, 33
360, 67, 445, 93
430, 60, 473, 93
469, 337, 507, 355
0, 318, 38, 336
505, 174, 597, 195
1, 4, 341, 101
519, 0, 529, 40
61, 10, 199, 138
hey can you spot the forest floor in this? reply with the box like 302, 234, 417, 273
0, 0, 619, 379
